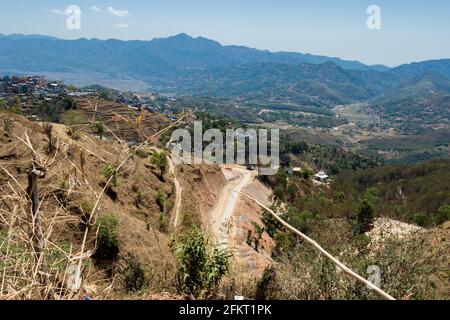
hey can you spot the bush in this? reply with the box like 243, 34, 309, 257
434, 205, 450, 225
159, 213, 169, 232
173, 226, 229, 298
155, 189, 166, 212
283, 207, 314, 234
80, 201, 94, 224
357, 199, 375, 234
356, 189, 377, 234
94, 213, 120, 262
124, 256, 146, 292
151, 152, 168, 179
101, 164, 118, 187
413, 213, 430, 227
262, 210, 279, 238
94, 120, 104, 139
255, 266, 277, 300
272, 185, 285, 202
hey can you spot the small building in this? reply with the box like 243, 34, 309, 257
292, 167, 302, 175
314, 171, 329, 183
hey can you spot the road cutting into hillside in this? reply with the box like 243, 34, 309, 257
209, 166, 257, 247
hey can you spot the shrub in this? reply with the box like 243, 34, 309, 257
434, 205, 450, 225
255, 266, 277, 300
173, 226, 229, 298
94, 120, 104, 140
356, 189, 377, 234
357, 199, 375, 234
283, 207, 314, 234
262, 210, 279, 238
124, 256, 146, 292
272, 185, 285, 202
151, 152, 168, 179
94, 213, 120, 262
101, 164, 118, 187
301, 168, 313, 180
159, 213, 169, 232
155, 189, 166, 212
80, 201, 94, 224
413, 213, 430, 227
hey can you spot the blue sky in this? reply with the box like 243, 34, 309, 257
0, 0, 449, 66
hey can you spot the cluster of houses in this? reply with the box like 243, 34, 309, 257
0, 75, 97, 100
272, 166, 331, 184
0, 75, 64, 98
290, 167, 330, 183
116, 94, 165, 115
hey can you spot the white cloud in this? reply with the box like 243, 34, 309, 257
107, 6, 130, 18
49, 9, 65, 15
114, 23, 129, 29
90, 6, 102, 13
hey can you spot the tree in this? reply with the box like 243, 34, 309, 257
95, 120, 105, 140
272, 185, 285, 202
301, 168, 312, 180
356, 188, 378, 234
262, 210, 279, 238
173, 226, 229, 298
357, 199, 375, 234
151, 152, 168, 179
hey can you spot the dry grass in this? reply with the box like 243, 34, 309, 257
0, 112, 190, 300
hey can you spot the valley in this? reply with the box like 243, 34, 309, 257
0, 33, 449, 302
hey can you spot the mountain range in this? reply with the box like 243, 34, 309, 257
1, 33, 450, 106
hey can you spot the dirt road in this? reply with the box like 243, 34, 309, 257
209, 166, 256, 247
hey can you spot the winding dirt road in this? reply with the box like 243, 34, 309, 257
209, 166, 256, 247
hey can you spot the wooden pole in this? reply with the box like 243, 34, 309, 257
27, 164, 49, 287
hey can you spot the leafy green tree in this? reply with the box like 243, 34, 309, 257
95, 120, 105, 139
357, 199, 375, 234
356, 188, 379, 234
272, 185, 285, 202
301, 168, 312, 180
173, 226, 229, 298
262, 210, 279, 238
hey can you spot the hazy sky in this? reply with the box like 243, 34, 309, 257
0, 0, 449, 66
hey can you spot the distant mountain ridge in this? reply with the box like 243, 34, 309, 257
1, 33, 450, 107
0, 33, 384, 76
